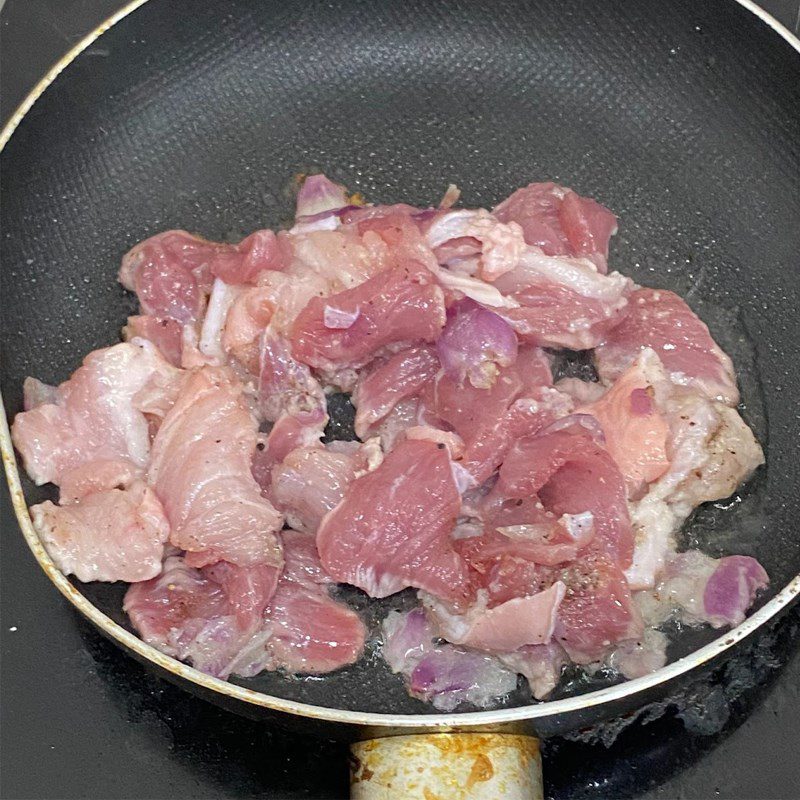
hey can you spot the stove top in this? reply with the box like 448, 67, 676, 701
2, 2, 799, 798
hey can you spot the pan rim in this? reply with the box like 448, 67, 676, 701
2, 0, 799, 729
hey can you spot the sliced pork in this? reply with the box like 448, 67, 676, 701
493, 248, 632, 350
31, 480, 169, 583
290, 263, 446, 370
317, 438, 472, 603
352, 345, 440, 439
271, 439, 382, 533
594, 288, 739, 406
493, 181, 618, 272
11, 340, 180, 486
148, 367, 283, 568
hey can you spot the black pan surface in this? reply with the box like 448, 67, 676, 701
2, 0, 799, 719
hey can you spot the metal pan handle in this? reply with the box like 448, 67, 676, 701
350, 732, 543, 799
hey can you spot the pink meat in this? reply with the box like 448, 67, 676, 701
11, 340, 181, 487
254, 530, 366, 674
424, 581, 566, 652
203, 561, 280, 631
119, 231, 287, 326
459, 387, 573, 484
221, 286, 276, 373
579, 351, 671, 497
148, 367, 283, 568
271, 445, 360, 533
290, 264, 446, 370
492, 182, 617, 272
317, 438, 472, 604
258, 327, 326, 422
31, 480, 169, 583
493, 249, 632, 349
251, 409, 327, 495
457, 509, 595, 571
211, 229, 288, 284
22, 377, 58, 410
123, 315, 183, 366
123, 555, 253, 678
552, 553, 642, 663
119, 231, 210, 324
496, 418, 634, 568
58, 459, 143, 503
429, 347, 556, 483
594, 288, 739, 406
352, 345, 440, 438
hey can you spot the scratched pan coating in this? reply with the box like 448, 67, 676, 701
1, 0, 799, 734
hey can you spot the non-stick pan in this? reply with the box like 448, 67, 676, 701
2, 0, 799, 796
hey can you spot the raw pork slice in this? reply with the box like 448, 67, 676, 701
290, 263, 446, 370
11, 340, 181, 486
271, 440, 382, 533
258, 327, 326, 422
552, 553, 642, 663
119, 230, 287, 324
594, 288, 739, 405
31, 480, 169, 583
58, 459, 143, 504
495, 417, 634, 568
251, 409, 327, 494
203, 561, 280, 631
493, 248, 632, 350
579, 349, 671, 497
429, 346, 556, 484
148, 367, 283, 568
123, 315, 183, 366
493, 181, 618, 272
317, 438, 472, 603
352, 345, 440, 439
123, 555, 254, 678
237, 530, 366, 674
422, 582, 566, 652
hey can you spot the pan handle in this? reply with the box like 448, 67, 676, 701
349, 732, 543, 799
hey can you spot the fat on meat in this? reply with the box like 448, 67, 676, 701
11, 340, 181, 486
492, 248, 632, 350
148, 366, 283, 568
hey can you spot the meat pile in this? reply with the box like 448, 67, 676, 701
12, 175, 768, 710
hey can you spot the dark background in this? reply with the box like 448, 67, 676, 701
1, 1, 799, 798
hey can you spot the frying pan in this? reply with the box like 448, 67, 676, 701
2, 0, 799, 796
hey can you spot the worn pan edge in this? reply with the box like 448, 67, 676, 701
1, 0, 799, 731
